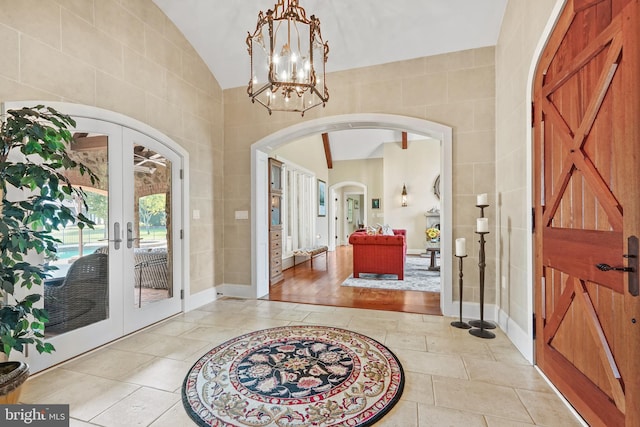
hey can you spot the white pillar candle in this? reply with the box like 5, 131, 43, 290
477, 217, 489, 233
455, 238, 466, 257
477, 193, 488, 206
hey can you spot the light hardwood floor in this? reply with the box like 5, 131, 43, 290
267, 246, 442, 315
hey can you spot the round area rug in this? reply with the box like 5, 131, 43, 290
182, 325, 404, 426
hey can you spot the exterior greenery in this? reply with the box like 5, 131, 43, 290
0, 105, 97, 358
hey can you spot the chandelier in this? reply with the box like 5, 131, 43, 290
247, 0, 329, 115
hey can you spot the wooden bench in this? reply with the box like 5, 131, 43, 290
293, 246, 328, 269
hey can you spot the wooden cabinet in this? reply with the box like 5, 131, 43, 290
268, 158, 284, 284
270, 229, 283, 283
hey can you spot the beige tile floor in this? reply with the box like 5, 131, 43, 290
21, 299, 586, 426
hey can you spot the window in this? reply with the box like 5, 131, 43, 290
282, 162, 315, 256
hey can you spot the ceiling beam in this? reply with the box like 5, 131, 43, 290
322, 133, 333, 169
71, 135, 108, 151
402, 132, 408, 149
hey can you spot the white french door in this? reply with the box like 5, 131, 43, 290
24, 117, 183, 372
121, 127, 182, 333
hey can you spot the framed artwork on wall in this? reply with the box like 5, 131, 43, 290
317, 179, 326, 217
372, 198, 380, 209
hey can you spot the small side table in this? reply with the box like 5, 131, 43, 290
425, 247, 440, 271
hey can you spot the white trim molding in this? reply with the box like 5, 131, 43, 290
250, 113, 454, 316
523, 0, 568, 363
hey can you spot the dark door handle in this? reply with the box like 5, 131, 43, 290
597, 236, 638, 297
596, 263, 633, 272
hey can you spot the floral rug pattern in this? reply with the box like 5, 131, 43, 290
182, 325, 404, 426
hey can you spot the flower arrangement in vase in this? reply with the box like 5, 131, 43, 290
425, 227, 440, 243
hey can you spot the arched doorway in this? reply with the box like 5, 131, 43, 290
329, 181, 367, 251
249, 114, 454, 315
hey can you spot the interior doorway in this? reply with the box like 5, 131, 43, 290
344, 192, 365, 239
250, 114, 454, 316
328, 182, 367, 250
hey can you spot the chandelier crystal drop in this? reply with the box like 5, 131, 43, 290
247, 0, 329, 116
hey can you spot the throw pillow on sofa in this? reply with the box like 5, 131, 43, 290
381, 224, 395, 235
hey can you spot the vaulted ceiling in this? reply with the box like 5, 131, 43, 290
152, 0, 508, 90
151, 0, 507, 160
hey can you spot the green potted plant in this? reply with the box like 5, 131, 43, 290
0, 105, 97, 402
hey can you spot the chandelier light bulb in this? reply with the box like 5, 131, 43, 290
281, 43, 290, 56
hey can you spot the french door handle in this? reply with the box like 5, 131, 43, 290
126, 222, 142, 249
99, 222, 122, 250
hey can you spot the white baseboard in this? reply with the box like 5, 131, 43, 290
185, 283, 262, 310
498, 309, 534, 363
184, 284, 254, 312
184, 287, 219, 311
218, 283, 256, 299
442, 300, 498, 322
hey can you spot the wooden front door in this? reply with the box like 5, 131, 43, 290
533, 1, 640, 426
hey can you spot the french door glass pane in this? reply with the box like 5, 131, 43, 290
132, 143, 172, 307
44, 133, 110, 337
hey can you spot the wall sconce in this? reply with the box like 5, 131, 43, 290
401, 184, 408, 207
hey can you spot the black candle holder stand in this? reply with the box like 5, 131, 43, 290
451, 255, 471, 329
469, 230, 496, 339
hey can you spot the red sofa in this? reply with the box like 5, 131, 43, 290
348, 229, 407, 280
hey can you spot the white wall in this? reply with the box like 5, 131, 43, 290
271, 135, 326, 176
384, 139, 440, 252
